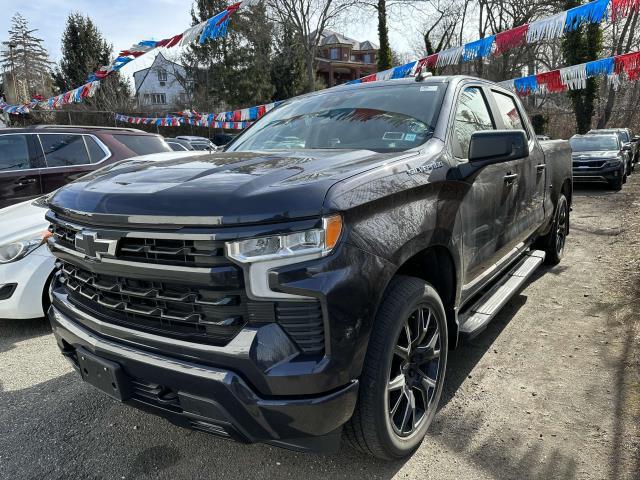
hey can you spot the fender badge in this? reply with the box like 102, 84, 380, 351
407, 161, 443, 175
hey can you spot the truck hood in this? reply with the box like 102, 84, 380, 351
49, 149, 407, 226
0, 198, 49, 245
571, 150, 619, 159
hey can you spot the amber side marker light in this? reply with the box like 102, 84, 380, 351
324, 214, 343, 252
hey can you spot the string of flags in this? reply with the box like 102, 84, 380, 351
347, 0, 640, 85
497, 50, 640, 95
0, 0, 258, 115
114, 100, 281, 129
0, 81, 101, 114
88, 0, 257, 83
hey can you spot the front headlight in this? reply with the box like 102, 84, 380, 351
606, 157, 622, 166
0, 237, 44, 264
226, 215, 343, 263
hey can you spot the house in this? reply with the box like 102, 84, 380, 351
133, 52, 190, 111
314, 30, 378, 87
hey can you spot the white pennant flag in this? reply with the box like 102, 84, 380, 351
526, 11, 568, 43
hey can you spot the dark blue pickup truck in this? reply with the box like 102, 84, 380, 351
45, 75, 572, 459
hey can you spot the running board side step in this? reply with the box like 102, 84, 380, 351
458, 250, 545, 339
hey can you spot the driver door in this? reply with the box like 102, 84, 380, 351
452, 86, 522, 290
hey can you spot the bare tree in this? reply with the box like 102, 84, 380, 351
267, 0, 356, 91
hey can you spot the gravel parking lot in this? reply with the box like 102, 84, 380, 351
1, 180, 638, 480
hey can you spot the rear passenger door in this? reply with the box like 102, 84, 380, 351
38, 134, 110, 194
0, 134, 43, 208
489, 89, 546, 239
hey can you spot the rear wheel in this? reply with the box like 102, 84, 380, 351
541, 194, 569, 265
345, 276, 447, 459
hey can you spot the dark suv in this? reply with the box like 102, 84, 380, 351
0, 125, 172, 208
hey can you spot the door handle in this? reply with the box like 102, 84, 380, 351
503, 173, 518, 185
15, 178, 37, 186
536, 164, 546, 172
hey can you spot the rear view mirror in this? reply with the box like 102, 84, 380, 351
468, 130, 529, 165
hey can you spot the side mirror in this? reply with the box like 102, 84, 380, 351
469, 130, 529, 165
622, 143, 632, 151
633, 135, 640, 142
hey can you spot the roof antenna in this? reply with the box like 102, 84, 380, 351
415, 68, 433, 82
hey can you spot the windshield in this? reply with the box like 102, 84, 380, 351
114, 134, 172, 155
570, 136, 619, 152
229, 83, 447, 153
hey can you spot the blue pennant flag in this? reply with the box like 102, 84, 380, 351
514, 75, 539, 94
585, 57, 614, 77
391, 61, 417, 79
565, 0, 609, 32
463, 36, 496, 62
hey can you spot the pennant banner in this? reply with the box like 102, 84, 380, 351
2, 0, 257, 115
114, 100, 281, 129
348, 0, 630, 85
0, 81, 100, 115
498, 50, 640, 95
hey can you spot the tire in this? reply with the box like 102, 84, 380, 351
345, 276, 448, 460
610, 175, 623, 191
541, 193, 569, 265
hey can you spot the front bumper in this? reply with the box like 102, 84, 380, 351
49, 303, 359, 452
0, 246, 55, 319
572, 162, 622, 183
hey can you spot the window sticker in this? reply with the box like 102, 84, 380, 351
420, 85, 438, 92
383, 132, 404, 141
405, 133, 417, 142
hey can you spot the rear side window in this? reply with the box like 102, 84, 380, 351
0, 134, 31, 171
85, 136, 109, 162
452, 87, 494, 159
113, 135, 172, 155
493, 91, 526, 133
40, 134, 91, 167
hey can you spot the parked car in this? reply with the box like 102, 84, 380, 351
588, 128, 638, 169
212, 132, 238, 146
570, 133, 629, 190
0, 150, 208, 320
0, 125, 172, 209
46, 76, 572, 459
0, 195, 54, 319
165, 138, 195, 152
175, 135, 216, 151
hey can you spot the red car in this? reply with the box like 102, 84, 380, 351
0, 125, 172, 208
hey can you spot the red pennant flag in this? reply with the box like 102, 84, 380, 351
495, 24, 529, 56
615, 51, 640, 80
360, 74, 377, 83
536, 70, 566, 93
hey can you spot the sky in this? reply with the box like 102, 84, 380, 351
0, 0, 418, 89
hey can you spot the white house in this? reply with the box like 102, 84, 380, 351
133, 52, 190, 110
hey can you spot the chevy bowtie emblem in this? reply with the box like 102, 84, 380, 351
74, 231, 118, 260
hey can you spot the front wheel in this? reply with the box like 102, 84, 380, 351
345, 276, 448, 460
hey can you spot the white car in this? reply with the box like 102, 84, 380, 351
0, 196, 54, 319
0, 150, 209, 320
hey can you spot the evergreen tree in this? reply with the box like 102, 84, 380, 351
1, 13, 53, 103
561, 0, 602, 133
183, 0, 274, 111
270, 23, 307, 101
376, 0, 392, 71
54, 13, 132, 111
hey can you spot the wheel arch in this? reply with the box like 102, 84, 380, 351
390, 244, 460, 349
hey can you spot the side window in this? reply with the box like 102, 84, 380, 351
0, 134, 31, 171
453, 87, 494, 159
84, 136, 108, 163
493, 91, 527, 134
39, 134, 91, 167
